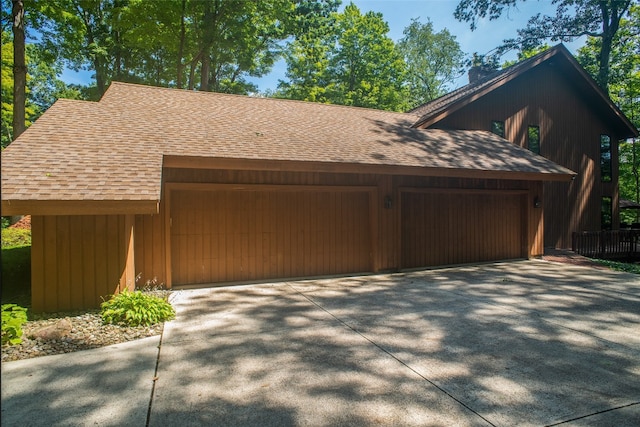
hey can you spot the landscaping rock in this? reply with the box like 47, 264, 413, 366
30, 318, 72, 340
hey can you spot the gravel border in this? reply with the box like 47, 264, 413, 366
1, 310, 164, 362
2, 290, 171, 363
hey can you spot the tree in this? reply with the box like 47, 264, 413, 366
277, 0, 339, 102
577, 4, 640, 222
327, 3, 406, 110
34, 0, 297, 95
1, 30, 82, 149
397, 18, 464, 108
279, 2, 407, 111
190, 0, 293, 93
454, 0, 634, 92
11, 0, 25, 140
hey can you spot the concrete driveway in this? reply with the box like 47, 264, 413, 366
3, 260, 640, 426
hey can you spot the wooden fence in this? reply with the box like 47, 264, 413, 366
572, 230, 640, 260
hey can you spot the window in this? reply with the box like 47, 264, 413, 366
491, 120, 505, 138
601, 197, 612, 230
600, 135, 612, 182
528, 126, 540, 154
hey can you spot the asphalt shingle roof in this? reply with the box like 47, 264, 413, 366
1, 82, 574, 207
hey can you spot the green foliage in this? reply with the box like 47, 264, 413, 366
30, 0, 298, 96
397, 18, 465, 108
101, 290, 175, 327
1, 28, 83, 148
1, 246, 32, 308
0, 228, 31, 306
279, 2, 408, 111
578, 5, 640, 223
1, 304, 28, 345
594, 259, 640, 275
1, 30, 38, 148
501, 44, 552, 68
1, 227, 32, 248
455, 0, 634, 91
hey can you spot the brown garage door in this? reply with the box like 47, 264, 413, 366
170, 188, 372, 285
401, 191, 526, 268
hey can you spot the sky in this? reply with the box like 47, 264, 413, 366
61, 0, 586, 92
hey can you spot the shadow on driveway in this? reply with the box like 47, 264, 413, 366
151, 260, 640, 426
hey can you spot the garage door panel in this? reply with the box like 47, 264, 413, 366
402, 192, 525, 269
171, 189, 371, 286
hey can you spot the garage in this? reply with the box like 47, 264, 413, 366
401, 189, 527, 268
169, 185, 374, 286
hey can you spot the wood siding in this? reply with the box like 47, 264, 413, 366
430, 63, 623, 248
169, 186, 373, 285
401, 190, 527, 268
31, 214, 135, 312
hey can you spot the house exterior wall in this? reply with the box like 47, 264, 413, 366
30, 214, 135, 312
27, 168, 544, 312
429, 64, 622, 249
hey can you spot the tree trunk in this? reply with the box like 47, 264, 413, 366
199, 1, 214, 91
597, 1, 624, 94
12, 0, 26, 141
176, 0, 187, 89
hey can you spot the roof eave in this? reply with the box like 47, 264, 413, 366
163, 155, 574, 182
1, 200, 160, 216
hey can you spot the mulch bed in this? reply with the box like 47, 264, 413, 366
9, 215, 31, 230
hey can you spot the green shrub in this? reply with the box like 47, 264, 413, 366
101, 290, 175, 327
1, 228, 31, 248
594, 259, 640, 275
2, 304, 28, 345
1, 246, 31, 307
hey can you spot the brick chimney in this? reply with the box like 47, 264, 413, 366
468, 65, 494, 84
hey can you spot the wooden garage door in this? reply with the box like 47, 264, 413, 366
170, 188, 372, 285
401, 191, 525, 268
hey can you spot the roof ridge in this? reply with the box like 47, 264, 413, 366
106, 81, 420, 118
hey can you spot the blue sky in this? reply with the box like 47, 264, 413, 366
62, 0, 585, 92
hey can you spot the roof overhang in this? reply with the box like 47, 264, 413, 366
1, 200, 159, 216
163, 155, 575, 182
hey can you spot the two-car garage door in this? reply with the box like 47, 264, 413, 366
170, 187, 373, 286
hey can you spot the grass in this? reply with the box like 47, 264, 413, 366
1, 228, 32, 308
594, 259, 640, 275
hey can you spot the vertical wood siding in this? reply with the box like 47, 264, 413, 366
135, 200, 167, 287
432, 64, 622, 248
31, 214, 135, 312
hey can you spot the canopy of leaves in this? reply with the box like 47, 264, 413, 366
577, 4, 639, 222
1, 29, 82, 148
278, 3, 407, 111
397, 18, 465, 108
455, 0, 634, 91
